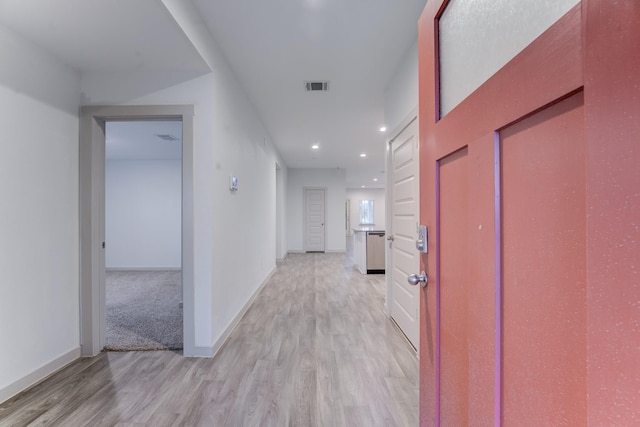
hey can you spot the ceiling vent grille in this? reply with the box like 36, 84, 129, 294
305, 81, 329, 92
155, 134, 180, 142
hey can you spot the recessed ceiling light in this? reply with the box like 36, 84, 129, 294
360, 153, 367, 158
311, 144, 319, 150
361, 185, 365, 188
379, 126, 387, 132
373, 178, 378, 182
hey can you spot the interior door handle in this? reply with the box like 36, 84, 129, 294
387, 235, 394, 241
407, 271, 428, 288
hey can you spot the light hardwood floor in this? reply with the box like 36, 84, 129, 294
0, 252, 418, 426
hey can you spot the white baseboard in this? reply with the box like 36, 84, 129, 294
0, 347, 80, 405
183, 345, 214, 358
276, 252, 289, 265
209, 267, 276, 359
106, 267, 182, 271
289, 250, 346, 254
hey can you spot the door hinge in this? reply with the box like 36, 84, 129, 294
102, 242, 105, 249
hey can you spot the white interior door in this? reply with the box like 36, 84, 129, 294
305, 188, 325, 252
389, 119, 419, 349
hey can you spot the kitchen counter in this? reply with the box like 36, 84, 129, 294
353, 226, 385, 233
352, 227, 385, 274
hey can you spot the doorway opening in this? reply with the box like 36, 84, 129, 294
104, 120, 183, 351
80, 105, 195, 357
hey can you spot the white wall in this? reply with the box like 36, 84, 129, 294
81, 70, 287, 354
384, 38, 418, 133
287, 168, 347, 252
0, 24, 81, 402
106, 159, 182, 269
347, 188, 386, 234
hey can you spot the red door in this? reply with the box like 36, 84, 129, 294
418, 1, 640, 425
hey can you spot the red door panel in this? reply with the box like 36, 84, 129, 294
419, 0, 639, 425
438, 148, 470, 426
501, 92, 587, 425
416, 1, 611, 425
436, 139, 497, 426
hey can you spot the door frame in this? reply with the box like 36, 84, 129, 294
79, 105, 195, 356
303, 187, 327, 252
275, 162, 284, 264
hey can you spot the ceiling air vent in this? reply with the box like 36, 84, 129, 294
155, 134, 180, 142
305, 81, 329, 92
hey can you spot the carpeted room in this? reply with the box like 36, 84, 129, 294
105, 270, 182, 351
105, 121, 184, 351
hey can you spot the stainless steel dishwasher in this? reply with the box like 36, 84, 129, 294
366, 231, 385, 274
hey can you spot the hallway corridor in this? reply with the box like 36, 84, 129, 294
0, 252, 418, 426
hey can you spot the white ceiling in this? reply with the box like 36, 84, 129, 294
0, 0, 209, 71
106, 121, 182, 161
0, 0, 426, 188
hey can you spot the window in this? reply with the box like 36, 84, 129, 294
359, 200, 374, 225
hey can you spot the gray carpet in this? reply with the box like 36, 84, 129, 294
105, 270, 183, 351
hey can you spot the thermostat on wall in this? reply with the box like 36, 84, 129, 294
230, 175, 238, 191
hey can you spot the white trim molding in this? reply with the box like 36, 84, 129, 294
0, 347, 80, 405
79, 104, 195, 357
208, 267, 276, 359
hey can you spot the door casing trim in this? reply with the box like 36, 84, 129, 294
79, 104, 195, 356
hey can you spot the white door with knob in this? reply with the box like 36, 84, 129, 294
388, 119, 420, 350
304, 188, 326, 252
